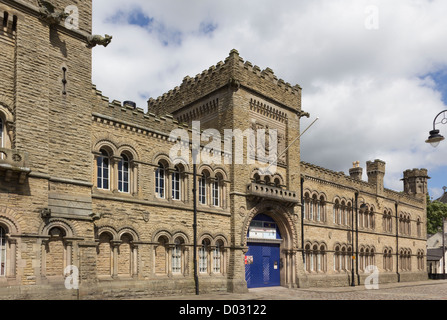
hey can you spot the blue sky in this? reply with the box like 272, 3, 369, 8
91, 0, 447, 200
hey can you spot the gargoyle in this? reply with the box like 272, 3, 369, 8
38, 0, 69, 27
86, 34, 113, 48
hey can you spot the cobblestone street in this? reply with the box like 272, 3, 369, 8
151, 279, 447, 300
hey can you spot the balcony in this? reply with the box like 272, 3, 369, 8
246, 182, 299, 207
0, 148, 31, 184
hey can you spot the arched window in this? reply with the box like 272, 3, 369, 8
97, 149, 110, 190
264, 176, 271, 185
304, 193, 310, 220
172, 166, 181, 201
320, 245, 327, 272
347, 246, 352, 271
212, 177, 220, 207
172, 237, 184, 274
199, 172, 207, 205
417, 218, 422, 237
213, 240, 224, 274
0, 226, 6, 276
199, 239, 210, 273
359, 247, 365, 271
274, 178, 281, 188
305, 244, 311, 272
155, 162, 166, 198
312, 245, 318, 272
333, 200, 340, 224
383, 210, 393, 233
334, 245, 340, 271
347, 202, 352, 226
417, 250, 424, 271
340, 201, 345, 225
118, 154, 130, 193
318, 196, 325, 222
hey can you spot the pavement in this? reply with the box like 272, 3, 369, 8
150, 279, 447, 300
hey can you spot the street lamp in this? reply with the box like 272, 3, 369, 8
426, 110, 447, 147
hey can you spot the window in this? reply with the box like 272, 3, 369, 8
97, 149, 110, 190
155, 162, 165, 198
399, 249, 411, 271
0, 226, 5, 276
172, 166, 181, 200
172, 238, 183, 274
417, 250, 424, 271
333, 200, 339, 224
274, 178, 281, 188
417, 218, 422, 237
199, 174, 206, 205
383, 210, 393, 233
118, 154, 129, 193
318, 196, 325, 222
199, 239, 210, 273
383, 248, 393, 271
399, 213, 411, 236
212, 178, 220, 207
213, 241, 223, 274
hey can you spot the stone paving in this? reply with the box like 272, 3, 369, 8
150, 279, 447, 300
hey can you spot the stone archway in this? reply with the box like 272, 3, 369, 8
242, 201, 299, 288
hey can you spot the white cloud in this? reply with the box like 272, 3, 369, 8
91, 0, 447, 192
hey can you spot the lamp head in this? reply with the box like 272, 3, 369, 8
426, 129, 445, 148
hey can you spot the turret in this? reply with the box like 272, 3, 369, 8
402, 168, 430, 199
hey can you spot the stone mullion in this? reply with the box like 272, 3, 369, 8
110, 156, 122, 193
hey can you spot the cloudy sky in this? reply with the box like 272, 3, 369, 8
91, 0, 447, 199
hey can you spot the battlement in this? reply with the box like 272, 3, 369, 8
149, 49, 302, 116
92, 84, 188, 136
403, 168, 429, 179
301, 161, 425, 206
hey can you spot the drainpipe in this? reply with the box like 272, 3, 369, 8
355, 193, 360, 285
395, 201, 400, 283
351, 193, 357, 287
193, 161, 199, 294
300, 176, 305, 263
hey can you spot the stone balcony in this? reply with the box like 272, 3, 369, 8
0, 148, 31, 184
246, 182, 299, 206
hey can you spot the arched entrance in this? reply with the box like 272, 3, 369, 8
242, 202, 299, 289
245, 214, 282, 288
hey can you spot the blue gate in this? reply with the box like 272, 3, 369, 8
245, 214, 282, 288
245, 242, 281, 288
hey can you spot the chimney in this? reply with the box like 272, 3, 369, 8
349, 161, 363, 180
366, 159, 386, 195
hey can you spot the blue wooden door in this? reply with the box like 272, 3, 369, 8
245, 242, 280, 288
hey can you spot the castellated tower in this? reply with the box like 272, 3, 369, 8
402, 168, 430, 199
366, 159, 386, 195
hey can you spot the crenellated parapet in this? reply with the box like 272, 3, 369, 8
148, 49, 302, 116
91, 84, 186, 136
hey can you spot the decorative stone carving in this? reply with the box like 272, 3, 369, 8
38, 1, 69, 27
87, 34, 113, 48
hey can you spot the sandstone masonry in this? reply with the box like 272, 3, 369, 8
0, 0, 429, 299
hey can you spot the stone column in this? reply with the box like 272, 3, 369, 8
110, 240, 121, 278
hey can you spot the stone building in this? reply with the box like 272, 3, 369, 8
0, 0, 428, 299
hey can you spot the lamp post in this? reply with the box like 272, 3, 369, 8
425, 110, 447, 147
443, 217, 446, 279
